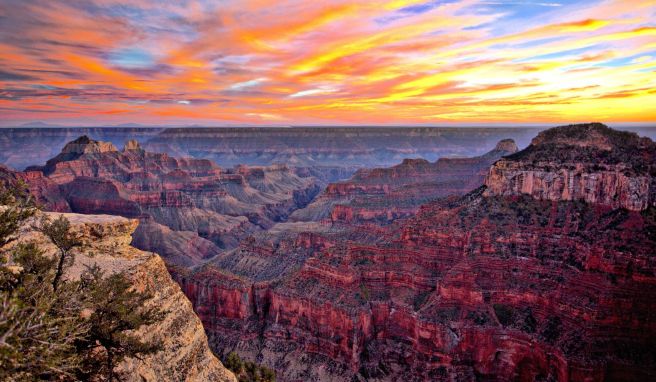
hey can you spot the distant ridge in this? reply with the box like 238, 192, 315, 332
113, 123, 146, 128
19, 121, 62, 127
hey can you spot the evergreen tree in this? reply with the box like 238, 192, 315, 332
36, 214, 82, 291
0, 243, 89, 381
223, 351, 276, 382
76, 265, 164, 381
0, 180, 35, 248
0, 184, 164, 381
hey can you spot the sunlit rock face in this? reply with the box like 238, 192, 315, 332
485, 123, 656, 211
172, 124, 656, 381
5, 212, 236, 382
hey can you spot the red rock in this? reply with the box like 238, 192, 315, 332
484, 123, 656, 211
173, 125, 656, 381
19, 136, 321, 265
293, 139, 518, 224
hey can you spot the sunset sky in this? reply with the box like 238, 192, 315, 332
0, 0, 655, 126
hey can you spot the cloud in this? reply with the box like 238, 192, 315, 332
245, 112, 285, 121
289, 86, 338, 98
0, 0, 655, 124
479, 2, 562, 6
631, 55, 652, 64
227, 78, 268, 90
0, 70, 37, 81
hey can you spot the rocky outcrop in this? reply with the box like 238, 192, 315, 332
0, 128, 162, 171
11, 212, 237, 382
123, 139, 144, 152
485, 123, 656, 211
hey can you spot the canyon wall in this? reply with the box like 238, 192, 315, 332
144, 126, 538, 168
293, 139, 518, 224
18, 136, 321, 266
485, 123, 656, 211
172, 124, 656, 381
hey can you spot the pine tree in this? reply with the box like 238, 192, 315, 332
0, 243, 89, 381
76, 265, 164, 382
36, 214, 82, 291
1, 184, 165, 381
0, 180, 35, 248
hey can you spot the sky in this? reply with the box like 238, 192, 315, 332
0, 0, 655, 126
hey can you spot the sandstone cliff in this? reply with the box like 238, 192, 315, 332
14, 212, 237, 382
485, 123, 656, 210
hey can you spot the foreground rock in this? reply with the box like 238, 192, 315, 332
12, 212, 237, 382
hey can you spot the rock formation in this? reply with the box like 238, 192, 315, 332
20, 136, 321, 265
10, 211, 237, 382
0, 127, 162, 171
485, 123, 656, 211
171, 124, 656, 381
292, 139, 518, 224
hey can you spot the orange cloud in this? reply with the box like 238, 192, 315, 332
0, 0, 655, 125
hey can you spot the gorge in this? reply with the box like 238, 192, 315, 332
2, 123, 655, 381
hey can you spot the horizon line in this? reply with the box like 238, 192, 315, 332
2, 122, 656, 129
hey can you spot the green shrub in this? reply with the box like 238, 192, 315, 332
223, 351, 276, 382
0, 184, 164, 381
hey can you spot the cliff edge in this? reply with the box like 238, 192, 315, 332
485, 123, 656, 210
15, 212, 237, 382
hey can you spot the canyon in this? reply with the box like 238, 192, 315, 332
17, 136, 321, 266
292, 138, 519, 224
167, 124, 656, 381
2, 123, 655, 381
0, 126, 544, 173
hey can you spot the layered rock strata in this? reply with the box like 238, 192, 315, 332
20, 136, 321, 265
293, 139, 518, 224
485, 123, 656, 211
173, 124, 656, 381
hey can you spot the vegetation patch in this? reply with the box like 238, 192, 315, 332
223, 351, 276, 382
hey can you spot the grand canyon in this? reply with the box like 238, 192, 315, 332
2, 0, 655, 381
1, 122, 654, 381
